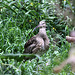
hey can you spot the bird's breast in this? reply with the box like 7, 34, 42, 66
36, 37, 45, 50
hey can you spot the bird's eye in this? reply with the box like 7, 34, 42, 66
42, 23, 45, 24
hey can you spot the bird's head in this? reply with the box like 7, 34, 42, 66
32, 20, 46, 32
38, 20, 46, 27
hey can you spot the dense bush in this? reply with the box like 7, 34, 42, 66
0, 0, 74, 75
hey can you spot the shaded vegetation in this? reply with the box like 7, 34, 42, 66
0, 0, 74, 75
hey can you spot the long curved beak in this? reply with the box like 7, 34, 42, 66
32, 24, 41, 32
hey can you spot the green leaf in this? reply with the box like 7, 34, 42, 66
0, 54, 40, 61
0, 2, 17, 14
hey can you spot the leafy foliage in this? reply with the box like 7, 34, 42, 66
0, 0, 74, 75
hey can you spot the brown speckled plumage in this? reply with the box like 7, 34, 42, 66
24, 21, 50, 55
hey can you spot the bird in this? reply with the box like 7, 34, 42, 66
24, 20, 50, 56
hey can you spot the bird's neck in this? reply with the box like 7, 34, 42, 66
38, 27, 46, 36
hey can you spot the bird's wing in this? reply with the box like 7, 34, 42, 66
24, 35, 37, 49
